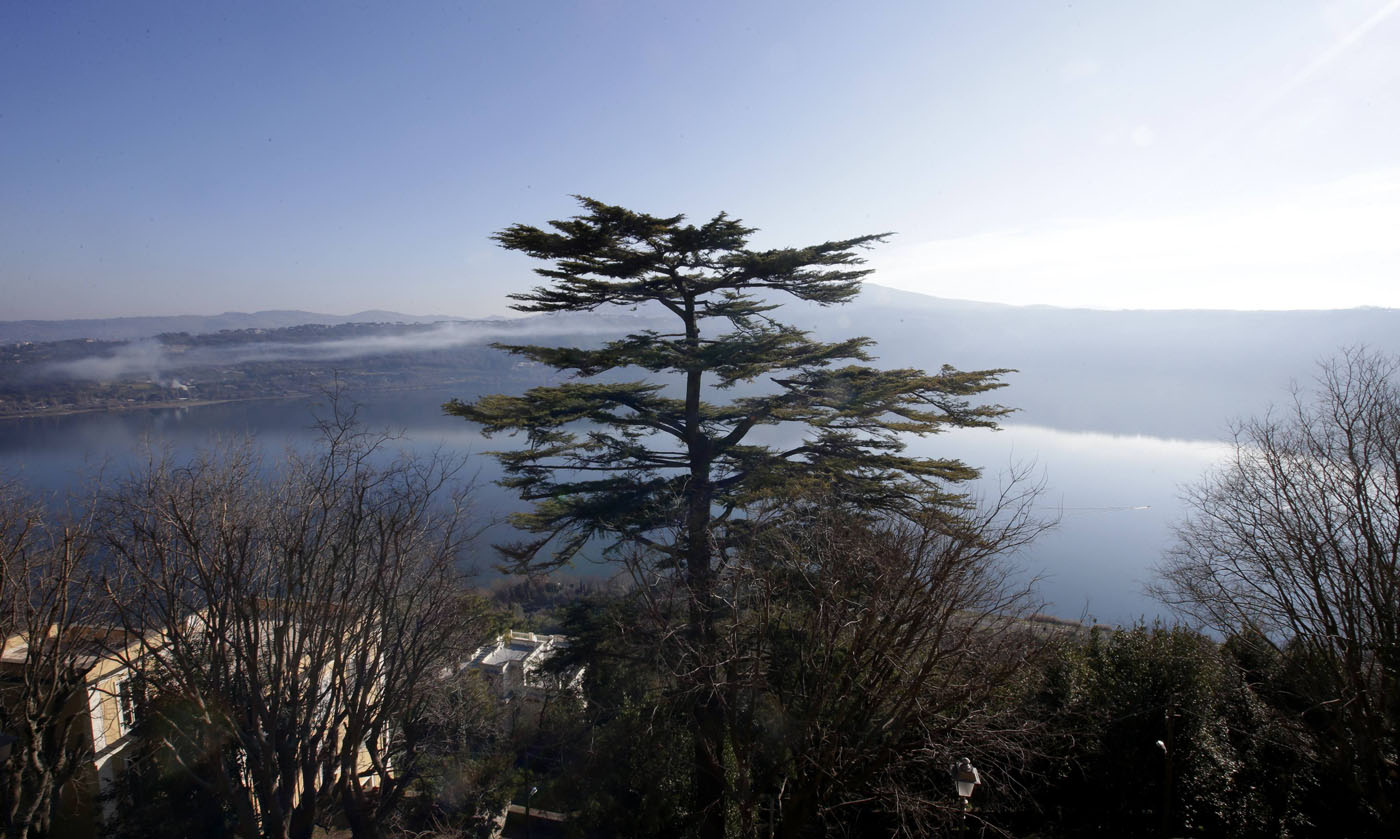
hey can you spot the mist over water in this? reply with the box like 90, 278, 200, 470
37, 317, 656, 382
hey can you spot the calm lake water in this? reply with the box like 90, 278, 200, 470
0, 387, 1230, 625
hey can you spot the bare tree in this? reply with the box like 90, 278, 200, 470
615, 470, 1052, 838
1157, 348, 1400, 833
0, 481, 107, 839
101, 404, 489, 839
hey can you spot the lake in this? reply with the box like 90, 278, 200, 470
0, 386, 1231, 625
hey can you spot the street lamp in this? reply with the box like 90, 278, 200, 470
525, 785, 539, 839
953, 757, 981, 803
1156, 734, 1173, 837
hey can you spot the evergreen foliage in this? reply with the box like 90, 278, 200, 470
1028, 624, 1326, 838
445, 197, 1012, 574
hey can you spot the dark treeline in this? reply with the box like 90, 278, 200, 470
2, 468, 1391, 837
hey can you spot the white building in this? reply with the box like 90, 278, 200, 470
463, 631, 583, 731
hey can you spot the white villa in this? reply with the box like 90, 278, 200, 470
463, 631, 584, 731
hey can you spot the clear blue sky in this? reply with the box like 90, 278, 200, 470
3, 1, 1398, 319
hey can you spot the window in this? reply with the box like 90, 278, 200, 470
117, 678, 138, 732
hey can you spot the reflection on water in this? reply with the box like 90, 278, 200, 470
0, 390, 1230, 625
931, 425, 1230, 624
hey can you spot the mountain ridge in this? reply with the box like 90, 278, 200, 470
6, 286, 1397, 345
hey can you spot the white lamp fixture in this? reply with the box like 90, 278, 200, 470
953, 757, 981, 800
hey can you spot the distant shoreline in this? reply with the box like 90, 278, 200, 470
0, 383, 474, 422
0, 397, 247, 422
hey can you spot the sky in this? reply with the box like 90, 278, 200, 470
2, 0, 1398, 320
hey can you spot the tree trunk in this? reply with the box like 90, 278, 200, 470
341, 783, 383, 839
680, 299, 728, 839
693, 696, 728, 839
688, 525, 726, 839
687, 479, 727, 839
6, 764, 52, 839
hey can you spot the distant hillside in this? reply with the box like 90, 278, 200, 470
0, 310, 465, 344
797, 285, 1400, 439
6, 290, 1398, 440
0, 313, 668, 419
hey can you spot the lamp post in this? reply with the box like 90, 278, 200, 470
953, 757, 981, 806
525, 784, 538, 839
1156, 727, 1174, 838
953, 757, 981, 837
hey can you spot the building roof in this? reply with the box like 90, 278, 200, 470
1, 625, 143, 670
464, 631, 570, 674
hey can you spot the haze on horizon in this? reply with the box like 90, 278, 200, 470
3, 1, 1399, 321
